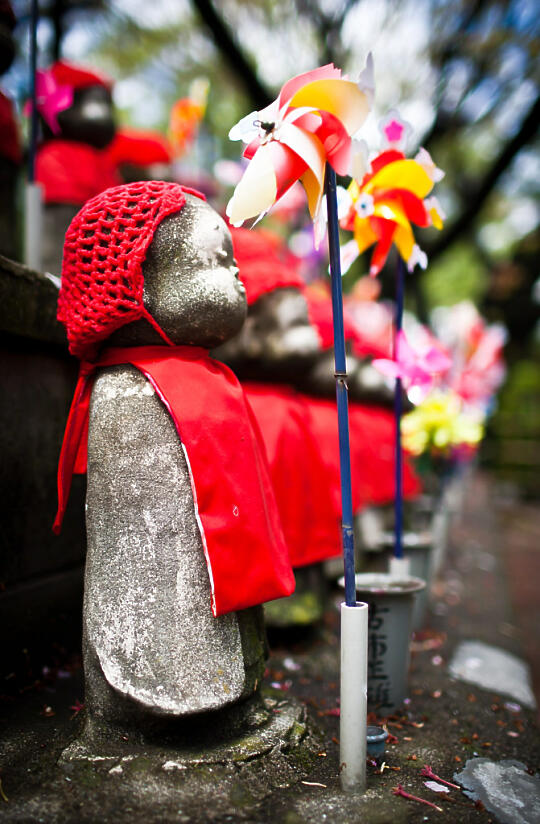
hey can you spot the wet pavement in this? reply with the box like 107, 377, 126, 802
0, 472, 539, 822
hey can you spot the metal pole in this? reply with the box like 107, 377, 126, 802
28, 0, 38, 184
25, 0, 43, 271
325, 164, 356, 607
394, 257, 405, 560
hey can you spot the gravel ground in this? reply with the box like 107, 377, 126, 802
1, 472, 539, 823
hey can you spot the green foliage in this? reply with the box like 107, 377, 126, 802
423, 242, 488, 309
491, 359, 540, 438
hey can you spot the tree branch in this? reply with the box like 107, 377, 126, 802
419, 94, 540, 271
191, 0, 273, 108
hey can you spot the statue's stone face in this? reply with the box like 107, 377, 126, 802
139, 195, 247, 348
56, 85, 116, 148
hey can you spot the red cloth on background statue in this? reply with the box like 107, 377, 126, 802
243, 383, 341, 567
106, 127, 173, 169
304, 287, 357, 351
230, 227, 305, 305
0, 91, 21, 165
51, 59, 113, 91
53, 346, 295, 617
300, 396, 420, 514
348, 403, 421, 505
36, 140, 121, 205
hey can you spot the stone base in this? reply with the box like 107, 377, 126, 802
55, 691, 321, 823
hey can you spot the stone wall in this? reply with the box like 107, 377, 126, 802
0, 254, 86, 667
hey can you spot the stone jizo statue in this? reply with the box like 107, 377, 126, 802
53, 181, 294, 735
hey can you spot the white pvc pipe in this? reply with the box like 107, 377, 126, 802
24, 182, 43, 271
340, 601, 368, 793
389, 555, 410, 578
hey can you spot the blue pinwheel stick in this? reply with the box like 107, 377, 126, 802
325, 164, 356, 607
28, 0, 39, 183
394, 256, 406, 560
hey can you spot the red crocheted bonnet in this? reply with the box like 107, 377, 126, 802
231, 227, 304, 306
58, 180, 205, 359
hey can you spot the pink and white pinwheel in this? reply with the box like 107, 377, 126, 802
26, 69, 73, 134
226, 58, 374, 227
452, 324, 507, 409
372, 329, 452, 403
338, 114, 445, 276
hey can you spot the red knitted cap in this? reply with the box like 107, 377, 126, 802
58, 180, 205, 359
51, 60, 113, 91
231, 228, 304, 306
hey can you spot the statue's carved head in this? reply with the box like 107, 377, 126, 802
59, 181, 246, 358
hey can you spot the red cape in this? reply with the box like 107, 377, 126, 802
348, 404, 421, 505
300, 396, 421, 512
36, 140, 122, 205
54, 346, 295, 616
243, 383, 341, 567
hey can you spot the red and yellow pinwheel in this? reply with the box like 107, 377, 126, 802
339, 145, 445, 277
226, 59, 373, 227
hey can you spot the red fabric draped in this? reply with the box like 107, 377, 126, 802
243, 383, 341, 567
106, 127, 173, 168
54, 346, 295, 616
348, 404, 421, 505
300, 396, 421, 512
36, 140, 121, 204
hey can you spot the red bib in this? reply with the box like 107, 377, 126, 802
54, 346, 295, 616
243, 383, 341, 567
300, 396, 421, 512
36, 140, 122, 205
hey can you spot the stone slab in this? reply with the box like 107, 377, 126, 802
455, 758, 540, 824
449, 640, 536, 708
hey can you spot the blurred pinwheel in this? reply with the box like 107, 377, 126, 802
401, 390, 484, 457
226, 58, 374, 227
339, 116, 445, 276
372, 329, 452, 403
168, 78, 208, 158
25, 68, 73, 134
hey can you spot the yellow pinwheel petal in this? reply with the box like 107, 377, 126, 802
289, 78, 370, 136
226, 144, 277, 226
301, 168, 324, 219
372, 200, 409, 227
393, 223, 415, 263
348, 178, 361, 201
364, 159, 434, 199
429, 206, 443, 230
353, 216, 378, 254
